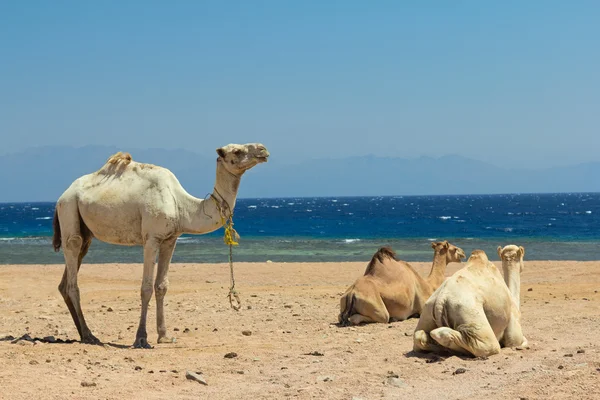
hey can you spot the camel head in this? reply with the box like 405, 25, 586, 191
216, 143, 270, 175
431, 240, 466, 263
497, 244, 525, 272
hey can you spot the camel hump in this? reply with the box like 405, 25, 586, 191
106, 151, 133, 166
372, 246, 397, 262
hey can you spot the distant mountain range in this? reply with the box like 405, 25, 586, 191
1, 146, 599, 202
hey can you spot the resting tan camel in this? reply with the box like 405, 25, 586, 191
338, 241, 465, 325
52, 143, 269, 348
413, 246, 527, 357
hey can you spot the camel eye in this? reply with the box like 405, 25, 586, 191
233, 149, 243, 156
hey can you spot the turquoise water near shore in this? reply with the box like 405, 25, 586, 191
1, 193, 599, 264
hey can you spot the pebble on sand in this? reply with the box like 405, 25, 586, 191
186, 371, 208, 385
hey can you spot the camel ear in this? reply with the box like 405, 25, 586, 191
216, 148, 226, 158
519, 246, 525, 258
431, 242, 437, 249
443, 241, 449, 249
497, 246, 503, 259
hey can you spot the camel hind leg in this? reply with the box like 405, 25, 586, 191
57, 204, 99, 344
348, 294, 389, 325
413, 302, 445, 353
430, 318, 501, 358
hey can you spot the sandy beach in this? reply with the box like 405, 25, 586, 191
1, 259, 599, 399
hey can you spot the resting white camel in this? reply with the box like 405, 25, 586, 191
52, 143, 269, 348
413, 246, 527, 357
338, 241, 465, 325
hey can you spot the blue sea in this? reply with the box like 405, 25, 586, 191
0, 193, 599, 264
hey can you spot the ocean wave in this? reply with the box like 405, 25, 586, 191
176, 237, 197, 243
342, 239, 360, 243
586, 211, 592, 214
35, 217, 52, 220
247, 205, 257, 209
439, 216, 452, 220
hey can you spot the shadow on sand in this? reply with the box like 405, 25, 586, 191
0, 333, 131, 349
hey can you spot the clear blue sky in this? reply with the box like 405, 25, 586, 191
1, 1, 598, 168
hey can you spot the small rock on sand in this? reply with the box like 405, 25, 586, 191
186, 371, 208, 385
304, 351, 324, 356
81, 381, 96, 387
224, 352, 238, 359
387, 377, 406, 388
453, 368, 467, 375
242, 330, 252, 336
317, 375, 334, 382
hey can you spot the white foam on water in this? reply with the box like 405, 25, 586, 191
247, 205, 257, 209
586, 211, 592, 214
35, 217, 52, 220
342, 239, 360, 243
439, 216, 451, 220
31, 208, 39, 210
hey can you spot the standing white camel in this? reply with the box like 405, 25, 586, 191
52, 143, 269, 348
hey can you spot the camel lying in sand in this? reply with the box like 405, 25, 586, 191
338, 241, 465, 325
413, 246, 528, 357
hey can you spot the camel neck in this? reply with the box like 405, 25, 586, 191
502, 261, 521, 310
179, 160, 242, 235
426, 252, 447, 288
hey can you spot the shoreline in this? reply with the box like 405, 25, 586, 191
2, 237, 600, 265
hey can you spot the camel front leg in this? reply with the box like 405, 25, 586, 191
155, 238, 177, 344
501, 310, 528, 349
133, 240, 159, 349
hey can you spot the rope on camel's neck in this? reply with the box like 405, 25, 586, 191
211, 188, 241, 311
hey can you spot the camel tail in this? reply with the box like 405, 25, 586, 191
339, 292, 356, 326
455, 323, 484, 348
52, 210, 61, 252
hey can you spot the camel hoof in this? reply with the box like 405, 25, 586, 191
133, 338, 153, 349
157, 336, 176, 344
413, 330, 429, 351
81, 334, 101, 345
